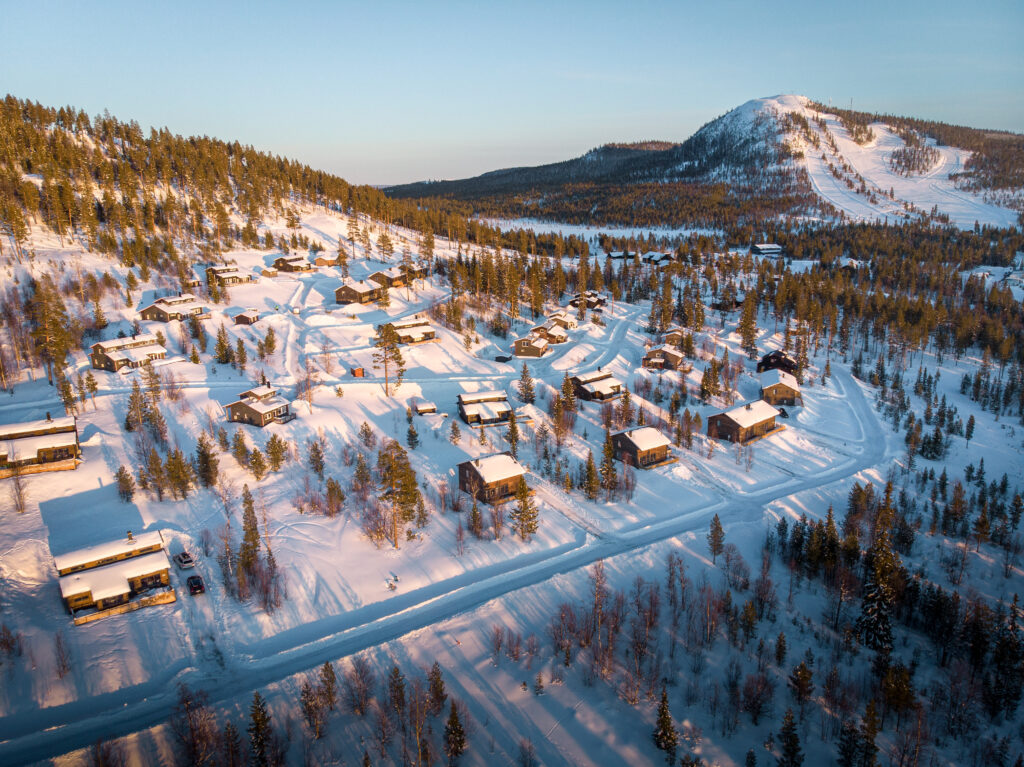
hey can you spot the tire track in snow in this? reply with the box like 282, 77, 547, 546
0, 370, 889, 765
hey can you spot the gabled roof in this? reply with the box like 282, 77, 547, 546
458, 390, 508, 404
52, 531, 165, 574
760, 368, 799, 390
464, 453, 525, 484
573, 370, 612, 384
615, 426, 671, 451
718, 400, 780, 429
338, 277, 382, 293
0, 416, 76, 441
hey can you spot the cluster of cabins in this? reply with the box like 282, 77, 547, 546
55, 530, 174, 618
513, 311, 577, 357
335, 263, 428, 305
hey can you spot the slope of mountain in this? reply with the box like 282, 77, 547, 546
387, 94, 1023, 230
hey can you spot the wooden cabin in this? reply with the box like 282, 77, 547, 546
756, 350, 798, 375
612, 427, 673, 468
571, 370, 623, 401
513, 334, 549, 357
225, 386, 292, 427
138, 294, 209, 323
314, 254, 340, 267
55, 531, 171, 614
568, 291, 606, 309
233, 309, 260, 325
547, 311, 578, 330
369, 267, 407, 289
206, 265, 255, 286
760, 369, 802, 406
260, 266, 279, 278
412, 400, 437, 415
458, 453, 526, 504
531, 319, 568, 344
0, 416, 81, 476
751, 243, 784, 259
335, 278, 383, 304
642, 251, 674, 266
457, 391, 512, 425
707, 400, 780, 444
90, 334, 167, 372
664, 326, 686, 347
642, 345, 686, 371
380, 316, 436, 345
273, 255, 315, 273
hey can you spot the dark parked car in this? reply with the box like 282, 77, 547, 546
778, 407, 790, 419
187, 575, 205, 595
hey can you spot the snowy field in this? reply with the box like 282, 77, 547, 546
0, 204, 1021, 765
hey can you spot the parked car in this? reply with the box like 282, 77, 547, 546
778, 407, 790, 419
187, 575, 205, 595
174, 551, 196, 569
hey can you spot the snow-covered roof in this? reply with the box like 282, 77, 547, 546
374, 266, 404, 279
466, 454, 525, 484
140, 295, 206, 315
0, 416, 76, 441
518, 334, 548, 349
720, 400, 780, 429
583, 377, 622, 397
617, 427, 670, 452
753, 243, 782, 252
458, 390, 508, 405
573, 370, 612, 384
94, 333, 161, 352
280, 255, 309, 264
242, 386, 276, 399
0, 431, 78, 462
106, 344, 166, 364
389, 316, 431, 330
413, 400, 437, 413
647, 344, 681, 357
52, 531, 165, 574
59, 549, 170, 600
231, 394, 289, 415
338, 277, 382, 293
461, 401, 511, 422
235, 309, 259, 319
155, 293, 200, 304
760, 368, 799, 390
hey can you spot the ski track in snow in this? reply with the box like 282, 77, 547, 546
0, 365, 888, 764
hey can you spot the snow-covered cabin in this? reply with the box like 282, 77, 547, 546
206, 265, 256, 286
531, 319, 568, 344
568, 291, 606, 310
756, 350, 798, 375
458, 453, 526, 504
369, 266, 407, 289
547, 311, 578, 330
233, 309, 260, 325
0, 415, 80, 476
513, 333, 549, 357
664, 326, 686, 347
138, 293, 209, 323
380, 316, 436, 345
412, 400, 437, 415
335, 277, 383, 304
707, 400, 781, 444
571, 370, 623, 401
751, 243, 784, 259
457, 391, 512, 426
759, 369, 801, 406
642, 345, 686, 371
612, 427, 673, 469
273, 254, 315, 273
90, 334, 167, 372
54, 530, 171, 614
225, 386, 292, 427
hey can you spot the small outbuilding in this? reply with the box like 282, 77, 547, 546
458, 453, 526, 504
707, 400, 781, 444
759, 368, 802, 406
233, 309, 260, 325
756, 350, 798, 375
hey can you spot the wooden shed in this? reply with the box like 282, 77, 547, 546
611, 427, 673, 469
759, 369, 802, 406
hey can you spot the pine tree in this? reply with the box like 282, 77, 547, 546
511, 478, 538, 541
836, 720, 859, 767
506, 411, 519, 458
584, 451, 600, 501
407, 421, 420, 449
238, 485, 261, 576
652, 684, 678, 764
265, 434, 288, 471
739, 292, 758, 359
777, 708, 803, 767
115, 465, 135, 502
195, 433, 219, 488
517, 362, 535, 403
443, 701, 467, 765
301, 679, 326, 739
214, 323, 233, 365
247, 692, 272, 767
560, 373, 576, 412
320, 661, 338, 710
428, 661, 447, 715
855, 567, 893, 655
788, 661, 814, 717
708, 514, 725, 563
249, 448, 267, 481
775, 632, 787, 666
373, 325, 405, 396
859, 700, 880, 767
263, 327, 277, 357
308, 439, 325, 480
232, 428, 249, 467
600, 428, 617, 499
966, 414, 975, 444
449, 419, 461, 444
469, 498, 483, 539
235, 339, 247, 372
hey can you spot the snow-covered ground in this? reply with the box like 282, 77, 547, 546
0, 204, 1021, 765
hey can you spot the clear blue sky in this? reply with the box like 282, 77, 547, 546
2, 0, 1022, 185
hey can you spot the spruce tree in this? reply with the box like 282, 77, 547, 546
836, 720, 859, 767
653, 684, 678, 764
115, 465, 135, 502
238, 485, 261, 576
600, 428, 617, 499
517, 362, 535, 403
584, 451, 600, 501
443, 701, 467, 765
407, 421, 420, 449
449, 419, 461, 444
195, 432, 219, 488
511, 478, 538, 541
308, 439, 325, 479
560, 373, 576, 412
469, 499, 484, 539
232, 428, 249, 467
708, 514, 725, 563
373, 325, 405, 396
247, 692, 272, 767
428, 661, 447, 715
320, 661, 338, 710
249, 448, 267, 481
215, 323, 233, 365
777, 708, 803, 767
739, 293, 758, 359
506, 411, 519, 458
